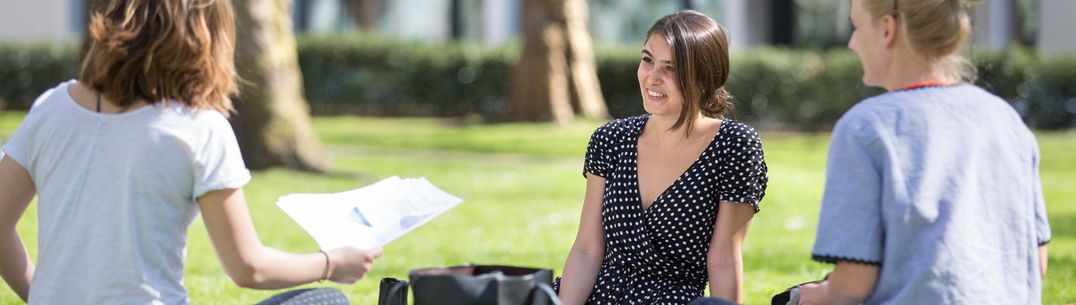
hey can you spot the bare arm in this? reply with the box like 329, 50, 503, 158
557, 174, 607, 305
0, 156, 36, 301
828, 262, 878, 305
799, 262, 879, 305
1039, 245, 1048, 277
198, 188, 382, 289
706, 201, 754, 303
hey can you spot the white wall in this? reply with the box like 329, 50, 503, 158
0, 0, 78, 42
971, 0, 1012, 51
379, 0, 452, 42
482, 0, 518, 46
722, 0, 771, 49
1038, 0, 1076, 56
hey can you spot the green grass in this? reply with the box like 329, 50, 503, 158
1, 112, 1073, 304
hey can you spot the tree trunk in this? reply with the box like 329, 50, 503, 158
563, 0, 609, 120
232, 0, 330, 172
510, 0, 607, 123
510, 0, 574, 123
347, 0, 383, 30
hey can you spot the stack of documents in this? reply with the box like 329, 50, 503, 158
277, 176, 463, 250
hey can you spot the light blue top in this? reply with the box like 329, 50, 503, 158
811, 84, 1050, 305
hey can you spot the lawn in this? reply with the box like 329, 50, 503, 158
0, 112, 1073, 304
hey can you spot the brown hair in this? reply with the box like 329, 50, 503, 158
862, 0, 982, 81
645, 10, 734, 136
80, 0, 238, 116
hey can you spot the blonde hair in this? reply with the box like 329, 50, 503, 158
80, 0, 238, 116
646, 10, 733, 136
862, 0, 983, 81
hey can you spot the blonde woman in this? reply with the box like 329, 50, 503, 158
798, 0, 1050, 304
0, 1, 379, 304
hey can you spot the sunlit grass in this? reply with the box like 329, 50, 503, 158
1, 113, 1072, 304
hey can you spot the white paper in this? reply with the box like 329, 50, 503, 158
276, 176, 463, 250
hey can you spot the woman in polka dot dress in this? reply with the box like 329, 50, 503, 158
555, 10, 768, 305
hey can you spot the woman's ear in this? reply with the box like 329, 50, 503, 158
881, 14, 899, 48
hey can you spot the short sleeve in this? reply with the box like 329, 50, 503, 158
716, 121, 768, 212
583, 123, 616, 178
0, 136, 16, 167
0, 140, 17, 168
1, 84, 58, 171
2, 115, 34, 169
1031, 145, 1051, 246
3, 112, 42, 172
1, 132, 27, 170
191, 113, 251, 200
811, 115, 884, 265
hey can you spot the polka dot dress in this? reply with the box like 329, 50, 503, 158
562, 114, 768, 305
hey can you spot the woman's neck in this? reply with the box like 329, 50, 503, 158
647, 112, 714, 142
882, 51, 955, 91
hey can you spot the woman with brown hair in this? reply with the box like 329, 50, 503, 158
797, 0, 1050, 304
0, 1, 379, 304
556, 10, 768, 305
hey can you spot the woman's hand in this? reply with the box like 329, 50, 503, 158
797, 281, 830, 305
326, 247, 383, 284
798, 261, 878, 305
200, 189, 384, 289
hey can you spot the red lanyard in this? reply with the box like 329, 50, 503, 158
900, 81, 951, 91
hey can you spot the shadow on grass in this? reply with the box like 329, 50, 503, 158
321, 169, 373, 180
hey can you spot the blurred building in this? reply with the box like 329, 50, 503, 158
0, 0, 1072, 54
0, 0, 84, 41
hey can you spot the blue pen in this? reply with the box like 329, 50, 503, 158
352, 207, 373, 227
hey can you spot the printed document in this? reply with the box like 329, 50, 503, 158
277, 176, 463, 250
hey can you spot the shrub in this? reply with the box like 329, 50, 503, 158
297, 35, 515, 118
1016, 55, 1076, 129
0, 37, 1073, 130
0, 42, 79, 110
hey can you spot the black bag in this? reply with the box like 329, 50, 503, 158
770, 273, 829, 305
377, 278, 408, 305
378, 264, 560, 305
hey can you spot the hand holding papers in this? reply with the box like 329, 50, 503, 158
277, 176, 463, 250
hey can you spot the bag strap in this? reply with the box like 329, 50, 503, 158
535, 283, 562, 305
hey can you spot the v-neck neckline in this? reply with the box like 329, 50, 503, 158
633, 114, 725, 213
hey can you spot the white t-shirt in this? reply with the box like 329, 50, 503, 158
2, 80, 251, 305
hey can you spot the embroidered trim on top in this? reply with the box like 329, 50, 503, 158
811, 254, 882, 266
1038, 239, 1051, 246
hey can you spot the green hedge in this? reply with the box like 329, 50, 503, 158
1, 36, 1074, 130
296, 35, 515, 117
0, 42, 79, 110
590, 45, 1076, 130
595, 46, 886, 130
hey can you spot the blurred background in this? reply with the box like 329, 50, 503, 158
2, 0, 1074, 133
3, 0, 1074, 50
0, 0, 1074, 304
